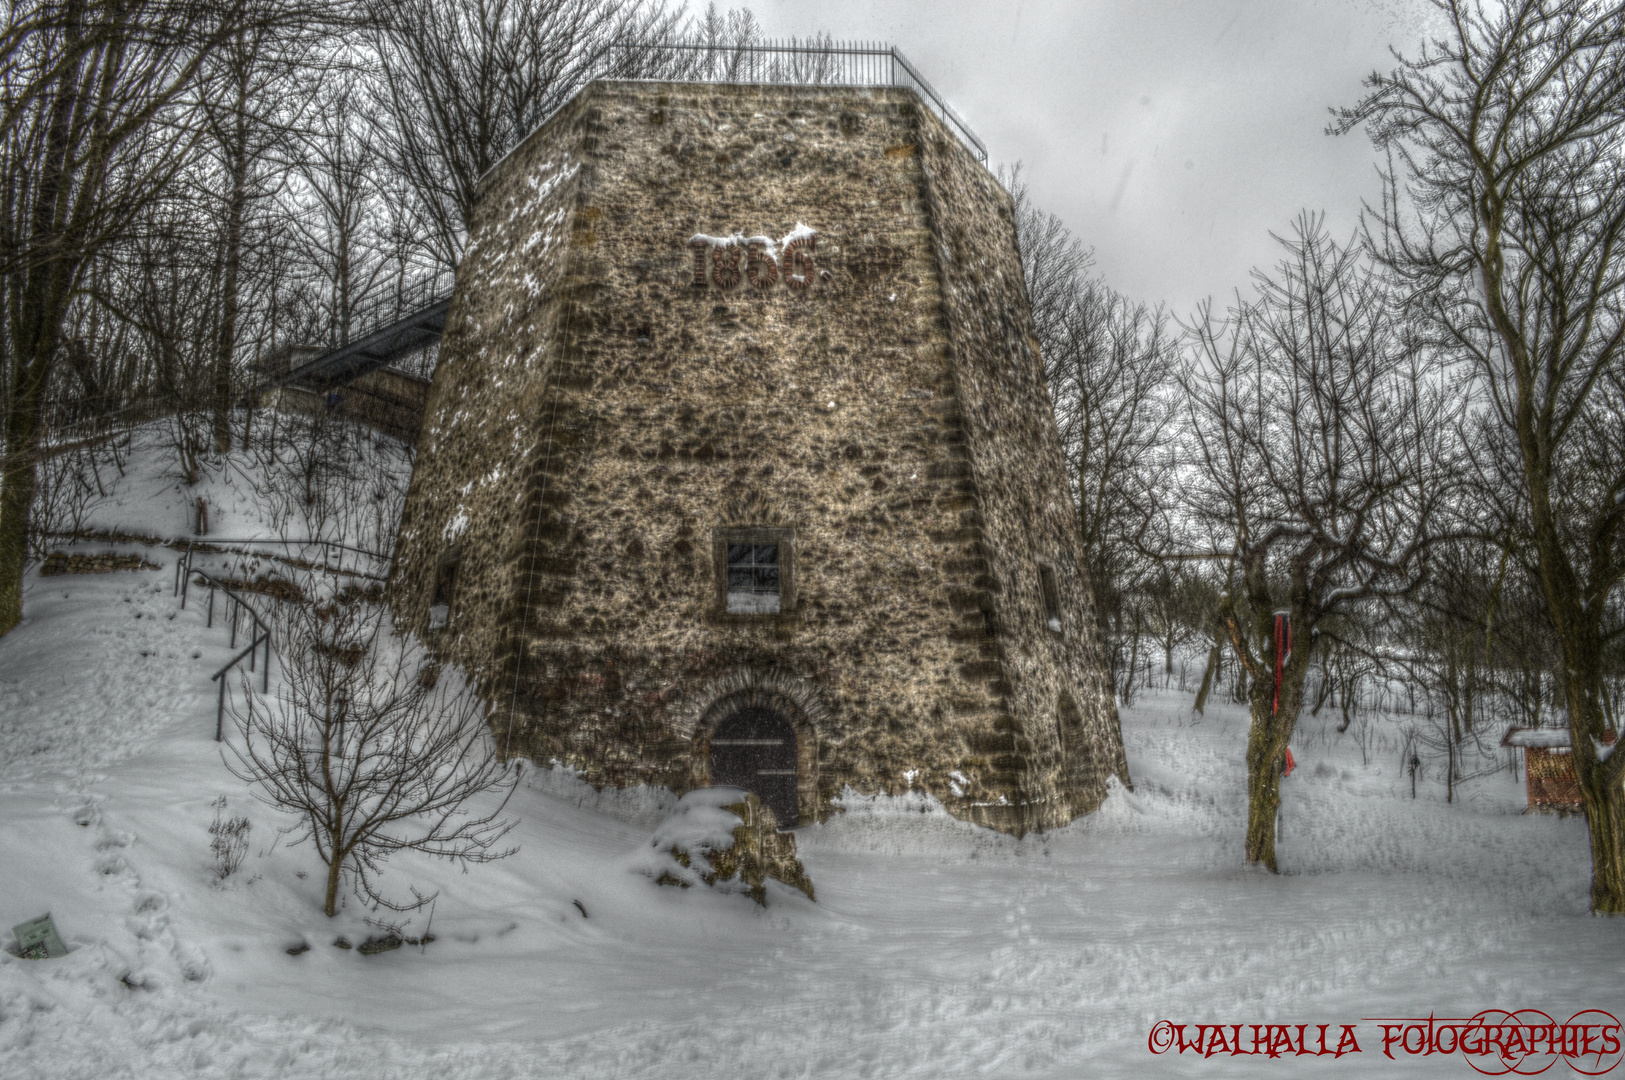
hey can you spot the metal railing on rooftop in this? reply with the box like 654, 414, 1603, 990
604, 40, 987, 164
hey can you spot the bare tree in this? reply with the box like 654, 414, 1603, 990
1010, 176, 1178, 700
365, 0, 683, 273
29, 442, 106, 553
1008, 166, 1095, 346
1339, 0, 1625, 912
1401, 537, 1507, 802
1181, 215, 1460, 871
283, 63, 393, 346
227, 595, 517, 917
94, 195, 225, 486
201, 20, 320, 452
0, 0, 290, 637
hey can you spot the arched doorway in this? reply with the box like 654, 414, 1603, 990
710, 706, 798, 827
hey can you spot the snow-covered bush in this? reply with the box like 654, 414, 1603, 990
207, 795, 252, 880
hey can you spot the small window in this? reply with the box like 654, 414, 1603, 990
429, 557, 458, 629
714, 527, 795, 618
727, 542, 780, 613
1038, 562, 1062, 633
1057, 692, 1084, 749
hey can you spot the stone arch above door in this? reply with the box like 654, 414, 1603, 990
685, 668, 824, 826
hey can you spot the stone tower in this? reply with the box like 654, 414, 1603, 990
389, 77, 1128, 834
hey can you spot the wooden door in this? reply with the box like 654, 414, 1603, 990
710, 707, 798, 827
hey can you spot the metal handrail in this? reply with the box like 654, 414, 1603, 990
169, 534, 393, 738
174, 566, 274, 741
340, 273, 452, 347
267, 295, 450, 393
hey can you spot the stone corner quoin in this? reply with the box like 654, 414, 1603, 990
387, 78, 1129, 836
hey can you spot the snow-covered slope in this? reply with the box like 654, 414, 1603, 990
38, 419, 410, 565
2, 428, 1620, 1079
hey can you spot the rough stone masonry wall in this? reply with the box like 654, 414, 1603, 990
390, 99, 587, 712
915, 123, 1130, 824
391, 80, 1125, 832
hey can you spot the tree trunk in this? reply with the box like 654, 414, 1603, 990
1194, 643, 1221, 715
1561, 642, 1625, 915
1244, 665, 1308, 871
1583, 783, 1625, 916
1123, 611, 1141, 705
0, 1, 85, 636
324, 850, 343, 917
214, 109, 248, 454
2, 223, 78, 639
1232, 597, 1314, 873
1309, 656, 1324, 716
1243, 713, 1285, 869
0, 419, 42, 637
1519, 394, 1625, 912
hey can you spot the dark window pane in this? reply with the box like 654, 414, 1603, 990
754, 544, 778, 565
728, 569, 753, 589
727, 544, 752, 566
754, 567, 779, 590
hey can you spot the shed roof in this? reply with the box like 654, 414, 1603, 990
1501, 727, 1573, 749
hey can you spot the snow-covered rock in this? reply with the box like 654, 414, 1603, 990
636, 788, 815, 905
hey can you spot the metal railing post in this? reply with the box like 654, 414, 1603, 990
186, 569, 280, 737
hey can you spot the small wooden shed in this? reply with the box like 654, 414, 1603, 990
1501, 726, 1617, 813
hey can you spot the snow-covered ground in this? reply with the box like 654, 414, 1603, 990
38, 419, 409, 575
3, 426, 1621, 1078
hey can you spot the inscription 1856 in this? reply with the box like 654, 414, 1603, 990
687, 227, 827, 291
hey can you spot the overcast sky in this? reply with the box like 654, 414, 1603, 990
749, 0, 1444, 318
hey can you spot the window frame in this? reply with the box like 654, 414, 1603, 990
429, 550, 460, 630
712, 526, 796, 621
1037, 559, 1064, 635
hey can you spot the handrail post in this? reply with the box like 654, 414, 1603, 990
207, 586, 214, 628
216, 678, 225, 742
263, 634, 271, 692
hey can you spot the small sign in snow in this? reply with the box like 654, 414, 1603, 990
11, 913, 67, 959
